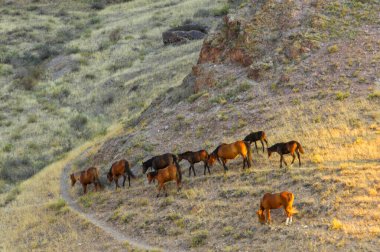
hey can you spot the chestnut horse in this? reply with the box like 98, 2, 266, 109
256, 191, 297, 225
107, 159, 135, 189
142, 153, 180, 174
267, 140, 304, 168
243, 131, 268, 153
178, 150, 210, 177
70, 167, 101, 194
208, 141, 253, 172
146, 164, 182, 197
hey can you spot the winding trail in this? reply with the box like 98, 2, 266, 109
60, 163, 164, 251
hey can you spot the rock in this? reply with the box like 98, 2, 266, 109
162, 22, 208, 45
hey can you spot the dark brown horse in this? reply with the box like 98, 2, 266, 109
178, 150, 210, 177
208, 141, 253, 172
243, 131, 268, 153
146, 164, 182, 197
107, 159, 135, 189
142, 153, 180, 174
267, 141, 304, 168
70, 167, 101, 194
256, 191, 297, 225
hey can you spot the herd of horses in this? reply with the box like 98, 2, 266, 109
70, 131, 303, 224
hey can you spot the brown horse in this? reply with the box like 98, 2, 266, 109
146, 164, 182, 197
107, 159, 135, 189
267, 141, 304, 168
178, 150, 210, 177
70, 167, 101, 194
243, 131, 268, 153
142, 153, 180, 174
208, 141, 253, 172
256, 191, 297, 225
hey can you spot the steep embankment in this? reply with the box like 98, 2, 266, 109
64, 0, 379, 251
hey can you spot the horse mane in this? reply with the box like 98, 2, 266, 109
212, 143, 225, 155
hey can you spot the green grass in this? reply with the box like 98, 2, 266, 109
0, 0, 228, 183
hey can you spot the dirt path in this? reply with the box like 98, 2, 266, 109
60, 163, 163, 251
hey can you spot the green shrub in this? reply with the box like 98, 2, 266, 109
368, 90, 380, 99
213, 4, 229, 16
3, 186, 21, 206
48, 198, 66, 212
69, 114, 88, 131
191, 230, 208, 247
336, 91, 349, 100
328, 44, 339, 54
2, 143, 12, 152
188, 91, 207, 103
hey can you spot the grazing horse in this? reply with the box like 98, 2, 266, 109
107, 159, 135, 189
146, 164, 182, 197
70, 167, 101, 194
243, 131, 268, 153
208, 141, 253, 172
142, 153, 180, 174
267, 141, 304, 168
256, 191, 297, 225
178, 150, 210, 177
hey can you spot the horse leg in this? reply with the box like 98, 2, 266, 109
297, 150, 301, 167
115, 176, 119, 189
164, 185, 168, 197
254, 141, 259, 154
260, 140, 265, 153
266, 209, 271, 224
188, 165, 192, 177
122, 175, 126, 187
222, 159, 228, 172
285, 208, 291, 225
128, 175, 131, 187
204, 162, 207, 175
192, 164, 196, 177
207, 163, 211, 175
157, 183, 162, 198
279, 155, 283, 168
282, 155, 288, 167
291, 153, 296, 165
242, 154, 246, 169
83, 184, 87, 194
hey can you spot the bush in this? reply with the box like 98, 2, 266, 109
91, 1, 106, 10
3, 186, 21, 206
330, 218, 343, 230
328, 44, 339, 54
213, 4, 229, 16
15, 66, 44, 90
191, 230, 208, 247
69, 114, 88, 131
335, 91, 349, 100
109, 27, 122, 43
48, 198, 66, 211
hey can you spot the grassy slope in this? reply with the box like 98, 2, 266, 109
0, 0, 225, 183
66, 0, 379, 251
1, 0, 379, 251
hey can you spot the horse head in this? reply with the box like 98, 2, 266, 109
106, 170, 113, 183
207, 153, 217, 167
256, 209, 266, 224
146, 171, 157, 184
70, 173, 77, 186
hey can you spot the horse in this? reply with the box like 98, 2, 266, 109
70, 167, 101, 194
256, 191, 297, 225
243, 131, 268, 153
142, 153, 180, 174
107, 159, 135, 189
178, 150, 210, 177
207, 140, 253, 172
267, 140, 304, 168
146, 164, 182, 197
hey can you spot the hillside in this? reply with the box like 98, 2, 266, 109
0, 0, 227, 184
1, 0, 380, 251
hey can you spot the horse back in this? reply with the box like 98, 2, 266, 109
157, 164, 177, 183
111, 159, 128, 176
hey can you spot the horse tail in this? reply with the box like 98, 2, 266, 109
124, 160, 136, 178
244, 141, 253, 167
297, 142, 304, 154
173, 155, 182, 182
287, 192, 298, 214
94, 167, 102, 188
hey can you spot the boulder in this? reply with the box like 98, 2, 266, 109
162, 22, 208, 45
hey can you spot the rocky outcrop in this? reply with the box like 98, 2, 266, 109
162, 23, 208, 45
